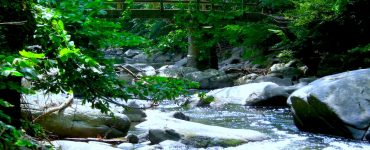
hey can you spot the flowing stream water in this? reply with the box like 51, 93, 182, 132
131, 102, 370, 150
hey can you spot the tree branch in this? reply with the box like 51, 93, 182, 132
115, 65, 140, 79
32, 94, 74, 123
0, 21, 27, 25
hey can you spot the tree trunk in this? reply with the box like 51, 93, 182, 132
209, 45, 218, 69
187, 28, 200, 68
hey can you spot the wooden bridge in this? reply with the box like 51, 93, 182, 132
104, 0, 258, 18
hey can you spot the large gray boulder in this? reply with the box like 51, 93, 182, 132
184, 69, 222, 82
22, 92, 130, 138
206, 73, 240, 89
136, 110, 268, 148
200, 82, 290, 107
287, 69, 370, 141
183, 69, 233, 89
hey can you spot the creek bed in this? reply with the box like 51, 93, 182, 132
131, 102, 370, 150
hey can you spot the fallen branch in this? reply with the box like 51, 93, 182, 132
32, 94, 74, 123
0, 21, 27, 25
102, 97, 156, 109
115, 65, 140, 79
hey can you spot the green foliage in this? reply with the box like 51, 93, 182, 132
285, 0, 370, 75
259, 0, 294, 11
21, 121, 47, 140
0, 2, 200, 149
348, 43, 370, 54
0, 99, 37, 149
277, 50, 294, 63
157, 29, 188, 53
198, 92, 215, 105
290, 0, 348, 26
127, 76, 199, 103
39, 0, 149, 51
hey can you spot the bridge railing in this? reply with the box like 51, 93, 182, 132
104, 0, 257, 18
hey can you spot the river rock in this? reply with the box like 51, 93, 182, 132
123, 101, 147, 122
117, 143, 134, 150
234, 73, 259, 85
159, 140, 187, 150
132, 53, 149, 63
157, 66, 198, 78
172, 111, 190, 121
148, 129, 182, 144
248, 76, 293, 86
122, 63, 156, 76
218, 47, 244, 69
127, 134, 139, 144
22, 92, 130, 138
174, 58, 187, 67
184, 69, 222, 81
183, 69, 224, 89
288, 69, 370, 141
124, 49, 141, 58
269, 64, 303, 80
151, 52, 183, 63
202, 82, 290, 107
52, 140, 120, 150
136, 110, 268, 148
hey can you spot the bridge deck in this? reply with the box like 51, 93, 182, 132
105, 0, 257, 18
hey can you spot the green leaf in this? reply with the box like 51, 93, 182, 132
11, 71, 24, 77
58, 20, 64, 30
0, 110, 11, 123
0, 99, 14, 107
19, 50, 45, 59
15, 139, 34, 147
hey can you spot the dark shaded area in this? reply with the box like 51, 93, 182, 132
247, 96, 289, 107
294, 0, 370, 76
0, 0, 36, 128
290, 95, 354, 138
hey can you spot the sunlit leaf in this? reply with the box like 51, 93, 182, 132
19, 50, 45, 59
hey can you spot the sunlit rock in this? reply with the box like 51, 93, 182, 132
196, 82, 290, 107
136, 110, 268, 148
22, 92, 130, 138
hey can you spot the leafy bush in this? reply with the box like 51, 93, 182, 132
127, 76, 199, 103
198, 92, 215, 105
0, 99, 37, 149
